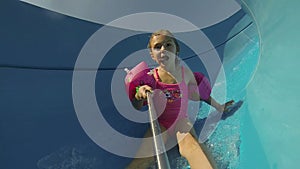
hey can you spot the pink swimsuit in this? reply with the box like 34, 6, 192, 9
153, 67, 189, 133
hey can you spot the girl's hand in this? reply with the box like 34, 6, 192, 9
217, 100, 234, 113
135, 85, 152, 100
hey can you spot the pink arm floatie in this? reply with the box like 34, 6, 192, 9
124, 62, 155, 101
193, 72, 212, 100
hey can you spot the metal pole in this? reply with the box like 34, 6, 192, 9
146, 92, 171, 169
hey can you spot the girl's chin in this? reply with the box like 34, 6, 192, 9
159, 63, 171, 68
158, 59, 168, 64
158, 61, 167, 66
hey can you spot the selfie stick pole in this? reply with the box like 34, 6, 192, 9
146, 91, 171, 169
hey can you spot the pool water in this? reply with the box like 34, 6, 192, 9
207, 36, 259, 169
173, 34, 259, 168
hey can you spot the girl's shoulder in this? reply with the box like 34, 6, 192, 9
183, 66, 197, 84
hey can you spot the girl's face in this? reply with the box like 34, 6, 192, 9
149, 35, 177, 67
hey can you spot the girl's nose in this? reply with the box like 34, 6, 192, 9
160, 47, 167, 55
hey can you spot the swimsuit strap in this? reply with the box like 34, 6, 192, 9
154, 68, 160, 81
181, 66, 185, 81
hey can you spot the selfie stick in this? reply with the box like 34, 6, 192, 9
146, 91, 171, 169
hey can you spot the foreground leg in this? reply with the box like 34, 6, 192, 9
175, 118, 217, 169
126, 125, 168, 169
177, 132, 213, 169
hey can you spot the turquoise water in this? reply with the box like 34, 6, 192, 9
203, 36, 259, 169
196, 13, 260, 168
168, 22, 260, 168
197, 23, 259, 169
200, 2, 300, 168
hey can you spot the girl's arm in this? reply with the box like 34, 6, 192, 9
203, 96, 222, 112
204, 97, 235, 113
131, 97, 145, 110
186, 68, 234, 112
186, 68, 201, 101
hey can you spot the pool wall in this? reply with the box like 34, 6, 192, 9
240, 0, 300, 168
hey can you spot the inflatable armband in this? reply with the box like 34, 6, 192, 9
124, 62, 155, 101
193, 72, 212, 100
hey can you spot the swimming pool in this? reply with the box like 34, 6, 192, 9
172, 14, 260, 169
208, 23, 259, 169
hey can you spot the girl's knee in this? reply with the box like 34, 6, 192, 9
174, 118, 194, 134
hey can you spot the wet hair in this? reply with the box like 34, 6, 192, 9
147, 29, 180, 55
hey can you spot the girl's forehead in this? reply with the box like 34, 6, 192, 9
151, 35, 175, 44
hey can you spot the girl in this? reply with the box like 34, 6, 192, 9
127, 30, 233, 169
